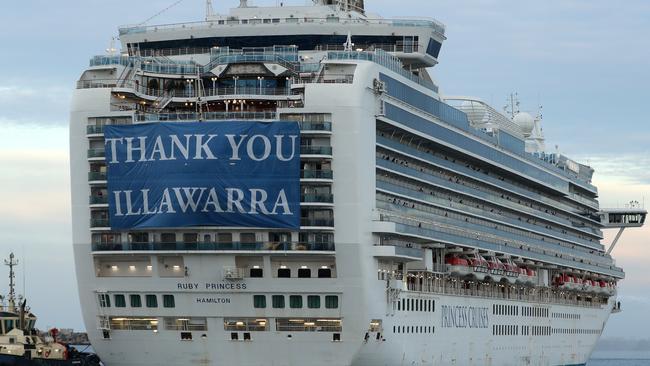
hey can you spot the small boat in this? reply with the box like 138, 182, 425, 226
0, 253, 102, 366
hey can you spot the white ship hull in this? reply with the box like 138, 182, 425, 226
69, 2, 642, 365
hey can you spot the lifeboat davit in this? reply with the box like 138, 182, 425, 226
468, 253, 489, 280
484, 256, 505, 282
501, 258, 520, 284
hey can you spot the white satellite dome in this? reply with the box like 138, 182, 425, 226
513, 112, 535, 134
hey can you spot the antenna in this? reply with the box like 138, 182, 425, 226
206, 0, 214, 19
4, 253, 18, 312
106, 37, 118, 56
139, 0, 185, 26
239, 0, 249, 7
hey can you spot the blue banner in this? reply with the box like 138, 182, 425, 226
104, 121, 301, 229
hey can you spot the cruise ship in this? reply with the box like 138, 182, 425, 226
69, 1, 647, 365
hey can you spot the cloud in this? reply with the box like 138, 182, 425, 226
0, 85, 71, 127
579, 155, 650, 186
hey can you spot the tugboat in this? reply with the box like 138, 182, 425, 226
0, 253, 101, 366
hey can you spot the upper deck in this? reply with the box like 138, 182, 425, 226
118, 2, 445, 69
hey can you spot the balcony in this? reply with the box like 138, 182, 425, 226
301, 193, 334, 204
86, 125, 105, 135
90, 218, 110, 228
299, 121, 332, 133
88, 172, 107, 181
91, 241, 335, 253
300, 218, 335, 228
87, 148, 105, 159
300, 169, 333, 180
135, 111, 277, 123
300, 146, 333, 156
90, 196, 108, 205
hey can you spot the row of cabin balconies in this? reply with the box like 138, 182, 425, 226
87, 145, 333, 161
86, 121, 332, 137
91, 240, 335, 253
88, 193, 333, 206
90, 209, 334, 230
90, 169, 334, 184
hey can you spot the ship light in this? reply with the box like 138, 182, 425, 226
304, 322, 315, 326
300, 266, 308, 269
236, 322, 245, 326
129, 265, 136, 271
173, 265, 181, 271
146, 265, 153, 271
253, 265, 260, 269
280, 265, 287, 269
321, 266, 329, 269
111, 265, 119, 271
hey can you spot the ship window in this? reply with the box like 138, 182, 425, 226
146, 295, 158, 308
217, 233, 233, 244
163, 295, 175, 308
250, 267, 264, 278
98, 294, 111, 308
240, 233, 256, 244
160, 233, 176, 243
290, 295, 303, 308
253, 295, 267, 308
278, 267, 291, 278
115, 294, 126, 308
243, 332, 251, 341
183, 233, 198, 244
307, 295, 320, 309
130, 294, 142, 307
325, 296, 339, 309
102, 330, 110, 339
318, 268, 332, 278
298, 268, 311, 278
272, 295, 285, 308
333, 333, 341, 341
181, 332, 192, 340
231, 332, 238, 340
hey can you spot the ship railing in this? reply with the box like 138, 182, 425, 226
375, 210, 624, 274
79, 79, 294, 99
300, 169, 334, 180
291, 74, 354, 85
298, 121, 332, 132
134, 111, 278, 122
91, 241, 335, 252
118, 16, 445, 38
400, 276, 607, 308
316, 43, 420, 53
325, 50, 438, 92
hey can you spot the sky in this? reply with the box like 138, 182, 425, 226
0, 0, 649, 338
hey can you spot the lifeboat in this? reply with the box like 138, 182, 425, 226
445, 256, 472, 277
573, 277, 584, 291
554, 274, 574, 290
519, 268, 537, 285
484, 255, 505, 282
597, 280, 608, 294
604, 281, 616, 296
501, 258, 520, 284
467, 253, 489, 280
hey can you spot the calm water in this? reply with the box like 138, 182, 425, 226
589, 361, 650, 366
71, 346, 650, 365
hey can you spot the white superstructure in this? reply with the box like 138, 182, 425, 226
69, 1, 646, 365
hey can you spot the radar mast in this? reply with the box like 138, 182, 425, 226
4, 253, 18, 312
